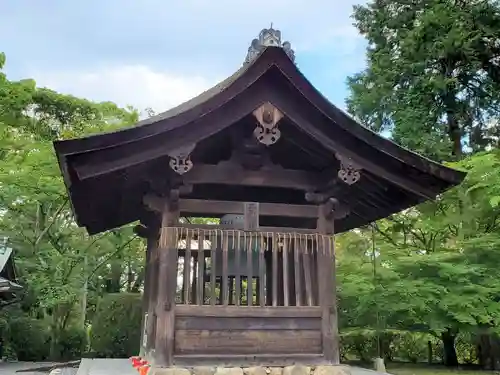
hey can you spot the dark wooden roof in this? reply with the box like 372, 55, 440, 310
53, 47, 466, 235
0, 248, 22, 298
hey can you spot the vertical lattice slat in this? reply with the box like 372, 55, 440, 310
210, 230, 217, 305
311, 241, 319, 306
183, 230, 192, 304
222, 231, 229, 306
258, 234, 266, 307
167, 227, 329, 308
293, 234, 302, 306
246, 233, 253, 306
235, 231, 241, 306
303, 235, 314, 306
272, 233, 278, 307
282, 233, 289, 307
196, 230, 204, 305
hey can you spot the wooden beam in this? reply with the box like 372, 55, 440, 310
175, 305, 322, 318
178, 198, 318, 218
154, 195, 179, 367
184, 163, 321, 191
316, 203, 339, 364
176, 223, 326, 235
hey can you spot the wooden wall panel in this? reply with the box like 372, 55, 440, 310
174, 306, 323, 356
175, 316, 321, 331
175, 329, 321, 355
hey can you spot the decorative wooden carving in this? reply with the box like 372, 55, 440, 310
336, 153, 361, 185
168, 144, 195, 175
252, 102, 283, 146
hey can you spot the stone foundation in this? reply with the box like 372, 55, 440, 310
151, 365, 352, 375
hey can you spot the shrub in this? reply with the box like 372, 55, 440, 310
55, 325, 88, 360
90, 293, 142, 358
340, 329, 378, 362
392, 332, 429, 363
6, 315, 50, 361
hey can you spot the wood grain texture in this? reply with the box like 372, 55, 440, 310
175, 316, 321, 330
172, 353, 330, 367
174, 329, 322, 355
175, 305, 322, 318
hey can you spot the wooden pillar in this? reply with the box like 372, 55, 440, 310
154, 192, 180, 367
135, 216, 160, 362
140, 233, 154, 357
317, 202, 339, 364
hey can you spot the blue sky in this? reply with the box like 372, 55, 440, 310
0, 0, 368, 114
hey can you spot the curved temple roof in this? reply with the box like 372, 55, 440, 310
53, 38, 466, 235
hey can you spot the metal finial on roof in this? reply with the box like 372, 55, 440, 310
244, 26, 295, 66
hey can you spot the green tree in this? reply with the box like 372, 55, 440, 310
347, 0, 500, 159
0, 53, 144, 359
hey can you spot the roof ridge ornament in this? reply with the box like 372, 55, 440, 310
244, 26, 295, 65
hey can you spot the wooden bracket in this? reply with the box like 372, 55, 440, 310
143, 194, 167, 212
143, 189, 181, 213
323, 198, 350, 220
168, 189, 180, 213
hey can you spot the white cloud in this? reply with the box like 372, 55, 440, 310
34, 65, 218, 113
15, 0, 369, 114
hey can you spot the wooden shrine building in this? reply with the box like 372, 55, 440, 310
53, 28, 466, 368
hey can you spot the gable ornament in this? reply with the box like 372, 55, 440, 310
252, 102, 283, 146
336, 153, 361, 185
168, 144, 196, 175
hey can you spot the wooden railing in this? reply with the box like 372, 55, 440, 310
159, 227, 335, 307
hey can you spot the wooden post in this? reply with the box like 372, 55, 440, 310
317, 203, 339, 364
145, 220, 160, 361
140, 234, 153, 357
154, 192, 179, 367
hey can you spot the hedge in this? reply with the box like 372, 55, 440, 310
90, 293, 142, 358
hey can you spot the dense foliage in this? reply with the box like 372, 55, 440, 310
343, 0, 500, 369
90, 293, 142, 358
346, 0, 500, 160
1, 0, 500, 370
0, 52, 143, 359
